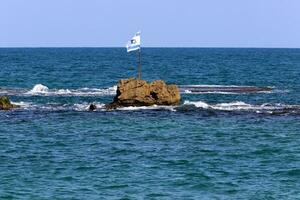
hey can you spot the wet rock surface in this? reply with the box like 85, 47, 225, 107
106, 78, 181, 109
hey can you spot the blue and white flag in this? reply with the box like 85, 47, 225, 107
126, 31, 141, 52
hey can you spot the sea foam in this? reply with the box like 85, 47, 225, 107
27, 84, 49, 94
25, 84, 117, 96
183, 100, 300, 112
116, 105, 176, 112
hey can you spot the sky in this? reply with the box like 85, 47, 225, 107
0, 0, 299, 48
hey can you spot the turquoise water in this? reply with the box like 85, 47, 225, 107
0, 48, 300, 199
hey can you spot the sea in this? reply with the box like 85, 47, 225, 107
0, 48, 299, 199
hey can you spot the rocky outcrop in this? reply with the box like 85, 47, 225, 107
0, 96, 19, 110
106, 78, 181, 109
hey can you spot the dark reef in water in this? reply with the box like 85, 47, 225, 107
105, 78, 181, 109
179, 85, 273, 93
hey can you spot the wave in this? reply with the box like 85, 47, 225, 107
11, 101, 176, 112
28, 84, 49, 93
183, 100, 300, 114
10, 100, 300, 115
24, 84, 117, 96
1, 84, 288, 97
12, 101, 105, 111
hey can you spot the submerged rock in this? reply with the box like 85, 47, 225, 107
106, 78, 180, 109
88, 103, 97, 111
0, 96, 19, 110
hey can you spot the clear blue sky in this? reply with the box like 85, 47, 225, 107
1, 0, 299, 47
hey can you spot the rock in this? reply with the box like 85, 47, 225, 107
88, 104, 97, 111
106, 78, 180, 109
0, 96, 20, 110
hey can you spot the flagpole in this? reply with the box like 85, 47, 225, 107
138, 48, 141, 80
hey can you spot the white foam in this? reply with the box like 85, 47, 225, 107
10, 101, 32, 109
74, 102, 105, 111
8, 100, 300, 114
184, 100, 255, 110
25, 84, 117, 96
183, 100, 210, 109
184, 90, 192, 94
0, 90, 8, 94
10, 101, 176, 112
116, 105, 176, 112
10, 101, 106, 111
183, 100, 299, 111
214, 102, 256, 111
57, 89, 72, 94
27, 84, 49, 94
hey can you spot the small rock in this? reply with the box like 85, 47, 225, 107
0, 96, 20, 110
88, 104, 97, 111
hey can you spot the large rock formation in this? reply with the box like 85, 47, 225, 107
0, 96, 19, 110
106, 78, 181, 109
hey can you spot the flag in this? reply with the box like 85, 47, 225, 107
126, 31, 141, 52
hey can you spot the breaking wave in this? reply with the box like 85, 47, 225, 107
182, 100, 300, 114
25, 84, 117, 96
9, 100, 300, 115
28, 84, 49, 93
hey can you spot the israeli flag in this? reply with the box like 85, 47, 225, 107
126, 31, 141, 52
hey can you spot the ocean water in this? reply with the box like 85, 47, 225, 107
0, 48, 299, 199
